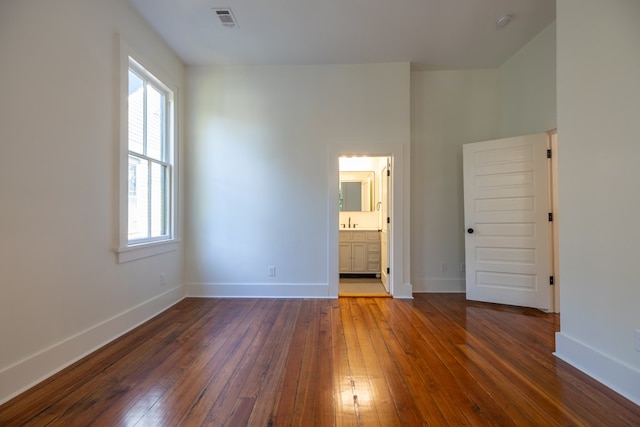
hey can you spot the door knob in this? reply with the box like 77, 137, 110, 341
467, 228, 474, 234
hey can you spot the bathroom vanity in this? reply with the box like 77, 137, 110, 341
339, 230, 381, 274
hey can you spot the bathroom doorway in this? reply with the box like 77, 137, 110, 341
338, 156, 391, 297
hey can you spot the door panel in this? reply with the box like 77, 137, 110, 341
351, 243, 367, 272
463, 134, 551, 310
339, 243, 351, 273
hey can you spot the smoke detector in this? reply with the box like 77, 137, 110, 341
213, 8, 238, 28
496, 14, 512, 28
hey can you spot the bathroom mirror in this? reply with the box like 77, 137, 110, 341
339, 171, 374, 212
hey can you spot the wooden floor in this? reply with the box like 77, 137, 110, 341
1, 295, 639, 426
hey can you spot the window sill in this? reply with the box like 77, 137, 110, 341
114, 239, 180, 263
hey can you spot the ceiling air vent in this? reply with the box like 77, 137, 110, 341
213, 8, 238, 28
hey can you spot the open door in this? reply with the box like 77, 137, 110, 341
463, 134, 552, 310
381, 158, 391, 292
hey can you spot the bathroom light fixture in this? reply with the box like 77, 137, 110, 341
496, 14, 512, 28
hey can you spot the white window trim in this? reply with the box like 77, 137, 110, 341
115, 38, 181, 263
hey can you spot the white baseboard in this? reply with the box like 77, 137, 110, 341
185, 282, 331, 298
393, 281, 414, 299
555, 332, 640, 406
412, 277, 465, 293
0, 286, 185, 405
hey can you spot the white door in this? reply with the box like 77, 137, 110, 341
463, 134, 552, 310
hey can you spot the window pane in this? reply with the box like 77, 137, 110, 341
128, 155, 149, 241
128, 71, 144, 155
126, 59, 173, 247
146, 85, 164, 161
150, 162, 167, 238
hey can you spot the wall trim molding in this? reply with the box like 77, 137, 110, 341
411, 277, 465, 293
185, 282, 332, 299
555, 332, 640, 406
0, 287, 184, 405
394, 282, 414, 299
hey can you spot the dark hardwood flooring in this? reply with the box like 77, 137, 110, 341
1, 294, 639, 426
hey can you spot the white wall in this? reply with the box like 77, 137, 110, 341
410, 70, 500, 292
555, 0, 640, 404
499, 22, 557, 138
0, 0, 185, 404
185, 64, 412, 298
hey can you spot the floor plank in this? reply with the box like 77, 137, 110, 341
1, 294, 639, 426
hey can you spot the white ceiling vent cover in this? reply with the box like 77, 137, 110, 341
213, 8, 238, 28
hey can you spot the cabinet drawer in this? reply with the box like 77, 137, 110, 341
366, 231, 380, 241
340, 230, 379, 242
348, 231, 366, 240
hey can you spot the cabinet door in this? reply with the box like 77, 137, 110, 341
351, 243, 367, 272
339, 243, 352, 273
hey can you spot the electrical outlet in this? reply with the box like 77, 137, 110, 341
268, 266, 276, 276
160, 273, 166, 286
460, 262, 466, 273
635, 329, 640, 352
440, 263, 448, 273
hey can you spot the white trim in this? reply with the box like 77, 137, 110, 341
327, 143, 412, 299
412, 277, 465, 293
116, 36, 181, 261
0, 287, 184, 405
393, 282, 415, 299
555, 332, 640, 406
115, 239, 180, 263
185, 282, 331, 299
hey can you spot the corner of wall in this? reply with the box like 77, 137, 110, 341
0, 287, 185, 405
555, 332, 640, 406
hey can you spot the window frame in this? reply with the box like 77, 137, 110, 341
115, 40, 180, 263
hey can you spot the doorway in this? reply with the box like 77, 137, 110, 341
337, 156, 391, 297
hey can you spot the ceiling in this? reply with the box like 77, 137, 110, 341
128, 0, 555, 69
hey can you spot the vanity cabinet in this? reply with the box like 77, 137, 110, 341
339, 230, 381, 274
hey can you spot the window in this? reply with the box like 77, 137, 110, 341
127, 61, 172, 244
116, 52, 177, 262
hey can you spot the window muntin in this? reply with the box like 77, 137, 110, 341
127, 61, 173, 245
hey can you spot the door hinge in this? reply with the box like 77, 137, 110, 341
387, 217, 390, 224
549, 276, 555, 285
548, 212, 553, 222
387, 267, 390, 274
387, 169, 391, 177
547, 149, 552, 159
